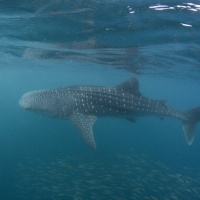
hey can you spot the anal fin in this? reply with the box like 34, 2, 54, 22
126, 116, 136, 123
70, 112, 97, 149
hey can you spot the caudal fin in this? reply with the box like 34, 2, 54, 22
182, 107, 200, 145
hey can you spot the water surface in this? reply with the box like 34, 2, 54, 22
0, 1, 200, 199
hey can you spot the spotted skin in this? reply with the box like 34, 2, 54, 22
19, 78, 200, 148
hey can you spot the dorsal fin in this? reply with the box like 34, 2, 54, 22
116, 77, 141, 96
159, 100, 168, 108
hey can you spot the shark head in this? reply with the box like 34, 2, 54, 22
19, 89, 74, 118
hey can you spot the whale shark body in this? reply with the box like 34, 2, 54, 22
19, 78, 200, 149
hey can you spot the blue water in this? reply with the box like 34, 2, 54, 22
0, 0, 200, 199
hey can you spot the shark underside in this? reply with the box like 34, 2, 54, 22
19, 78, 200, 149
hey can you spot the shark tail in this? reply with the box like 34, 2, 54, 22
182, 106, 200, 145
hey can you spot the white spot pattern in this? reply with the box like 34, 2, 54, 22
20, 77, 188, 149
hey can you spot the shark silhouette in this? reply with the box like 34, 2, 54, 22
19, 78, 200, 149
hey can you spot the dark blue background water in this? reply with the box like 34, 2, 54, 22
0, 0, 200, 199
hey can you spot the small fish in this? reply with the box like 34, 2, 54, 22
19, 77, 200, 149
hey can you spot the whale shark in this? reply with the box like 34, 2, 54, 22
19, 77, 200, 149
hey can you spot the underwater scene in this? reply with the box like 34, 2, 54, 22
0, 0, 200, 199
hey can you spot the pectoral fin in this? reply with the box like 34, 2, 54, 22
70, 112, 97, 149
